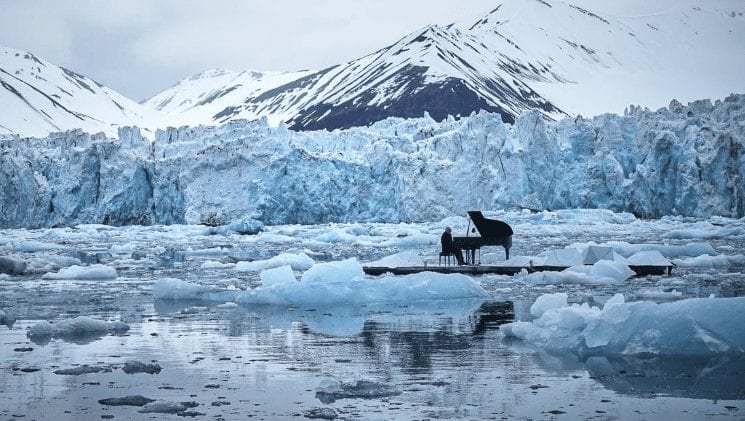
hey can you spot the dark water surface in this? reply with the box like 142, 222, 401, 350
1, 212, 744, 419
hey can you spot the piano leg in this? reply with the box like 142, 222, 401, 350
470, 249, 475, 265
504, 247, 510, 260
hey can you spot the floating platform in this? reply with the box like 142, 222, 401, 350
362, 264, 673, 277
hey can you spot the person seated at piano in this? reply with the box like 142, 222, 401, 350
441, 227, 465, 265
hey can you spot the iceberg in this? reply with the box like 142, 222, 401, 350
503, 293, 745, 357
41, 264, 117, 280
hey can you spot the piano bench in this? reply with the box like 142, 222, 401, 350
439, 251, 454, 267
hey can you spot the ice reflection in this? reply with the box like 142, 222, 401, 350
586, 355, 745, 400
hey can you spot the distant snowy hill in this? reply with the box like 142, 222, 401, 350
144, 0, 745, 130
0, 47, 159, 137
1, 0, 743, 137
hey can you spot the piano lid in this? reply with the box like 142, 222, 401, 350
467, 210, 513, 237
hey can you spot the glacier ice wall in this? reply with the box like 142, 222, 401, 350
1, 94, 743, 228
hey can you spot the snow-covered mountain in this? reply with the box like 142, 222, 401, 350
1, 0, 743, 137
0, 47, 159, 138
145, 0, 745, 130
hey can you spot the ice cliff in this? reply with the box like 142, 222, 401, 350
1, 94, 743, 229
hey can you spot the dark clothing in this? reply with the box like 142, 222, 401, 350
441, 231, 465, 265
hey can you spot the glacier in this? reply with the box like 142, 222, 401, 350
1, 94, 743, 229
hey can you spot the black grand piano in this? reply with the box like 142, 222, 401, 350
453, 211, 513, 264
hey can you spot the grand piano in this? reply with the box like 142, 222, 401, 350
453, 211, 513, 264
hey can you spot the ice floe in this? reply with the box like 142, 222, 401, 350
27, 316, 129, 344
503, 293, 745, 357
521, 260, 635, 285
260, 265, 296, 286
0, 256, 26, 275
315, 379, 402, 404
235, 252, 314, 272
364, 250, 424, 267
155, 258, 486, 306
41, 264, 117, 280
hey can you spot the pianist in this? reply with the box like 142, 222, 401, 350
441, 227, 465, 265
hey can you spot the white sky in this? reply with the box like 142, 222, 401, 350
0, 0, 497, 101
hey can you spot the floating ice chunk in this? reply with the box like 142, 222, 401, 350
301, 258, 364, 283
217, 302, 239, 308
235, 252, 314, 272
18, 241, 64, 252
555, 209, 637, 224
638, 289, 683, 300
260, 265, 296, 286
42, 264, 117, 280
365, 250, 424, 267
542, 248, 583, 266
122, 361, 161, 374
380, 233, 436, 247
523, 271, 590, 285
0, 256, 26, 275
185, 247, 228, 258
226, 218, 264, 235
109, 244, 134, 255
200, 260, 235, 269
530, 293, 568, 318
27, 320, 54, 337
569, 260, 635, 283
663, 222, 745, 240
153, 278, 214, 300
504, 294, 745, 356
672, 255, 730, 268
99, 395, 155, 407
315, 379, 402, 404
523, 260, 632, 285
138, 401, 187, 414
157, 259, 485, 306
493, 255, 537, 266
27, 317, 129, 341
627, 250, 670, 266
38, 255, 82, 268
606, 242, 716, 259
314, 228, 359, 243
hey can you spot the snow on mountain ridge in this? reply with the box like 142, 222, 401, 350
142, 0, 744, 131
0, 46, 159, 138
1, 0, 743, 137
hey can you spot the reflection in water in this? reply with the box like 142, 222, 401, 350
153, 298, 515, 375
586, 355, 745, 400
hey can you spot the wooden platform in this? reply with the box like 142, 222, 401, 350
362, 264, 673, 277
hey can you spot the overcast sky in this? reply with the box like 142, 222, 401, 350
0, 0, 497, 101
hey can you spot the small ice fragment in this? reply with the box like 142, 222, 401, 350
260, 265, 296, 286
42, 264, 117, 280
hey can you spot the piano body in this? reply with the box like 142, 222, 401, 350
453, 211, 513, 264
